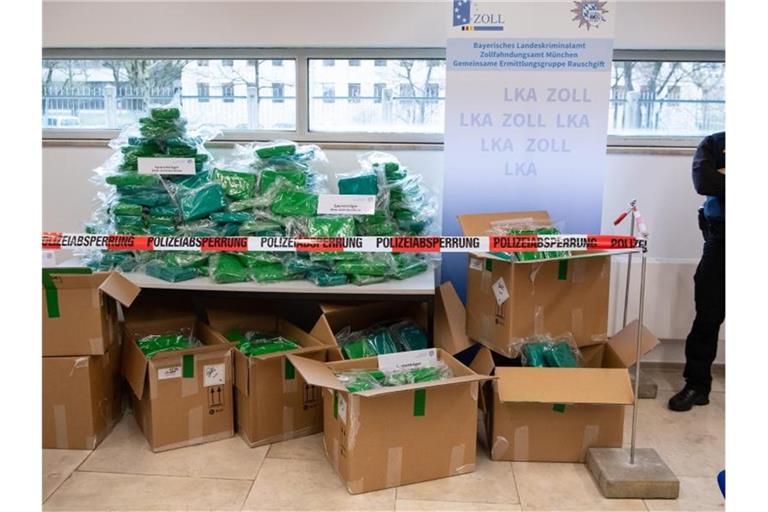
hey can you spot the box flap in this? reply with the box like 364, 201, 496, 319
469, 346, 495, 376
434, 282, 473, 355
356, 372, 492, 397
604, 320, 660, 368
287, 354, 348, 392
121, 335, 148, 398
495, 367, 634, 405
99, 272, 141, 307
457, 211, 551, 236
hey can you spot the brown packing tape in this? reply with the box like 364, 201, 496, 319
491, 436, 510, 460
385, 447, 403, 488
450, 444, 468, 474
53, 404, 68, 448
571, 259, 587, 284
579, 424, 600, 461
347, 395, 361, 452
187, 406, 204, 443
89, 337, 102, 353
282, 405, 295, 434
513, 425, 529, 460
571, 308, 584, 339
534, 305, 544, 335
529, 262, 543, 288
479, 313, 492, 345
181, 365, 199, 397
332, 437, 340, 471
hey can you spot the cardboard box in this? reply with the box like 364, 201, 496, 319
310, 300, 429, 359
458, 211, 611, 356
288, 349, 491, 494
121, 296, 234, 452
42, 269, 120, 356
472, 320, 659, 462
42, 341, 122, 449
204, 301, 337, 447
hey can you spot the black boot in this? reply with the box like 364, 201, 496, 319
668, 385, 710, 412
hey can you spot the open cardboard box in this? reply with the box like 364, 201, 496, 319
42, 268, 120, 356
288, 349, 493, 494
471, 320, 659, 463
42, 341, 122, 449
204, 300, 339, 447
310, 282, 473, 358
458, 210, 611, 356
92, 273, 235, 452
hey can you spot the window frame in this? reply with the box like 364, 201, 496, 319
41, 47, 724, 147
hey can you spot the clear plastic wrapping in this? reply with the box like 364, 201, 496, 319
513, 334, 581, 368
487, 218, 570, 261
135, 327, 199, 359
335, 361, 453, 392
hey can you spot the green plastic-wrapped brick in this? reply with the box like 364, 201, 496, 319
338, 173, 378, 195
111, 202, 144, 216
306, 270, 348, 287
543, 341, 579, 368
236, 252, 283, 267
342, 338, 379, 359
259, 168, 307, 193
256, 143, 297, 159
145, 261, 199, 282
148, 223, 177, 235
224, 329, 250, 346
114, 214, 144, 227
284, 256, 328, 274
522, 342, 548, 367
334, 258, 392, 277
117, 190, 172, 207
350, 274, 388, 286
249, 262, 299, 283
393, 254, 428, 280
137, 332, 190, 358
367, 328, 399, 355
389, 321, 428, 351
213, 168, 256, 200
271, 190, 318, 217
163, 252, 209, 269
238, 219, 284, 236
237, 337, 300, 357
149, 205, 179, 217
210, 254, 249, 283
210, 211, 253, 224
145, 215, 175, 226
307, 216, 356, 237
178, 182, 226, 221
106, 173, 161, 187
150, 107, 181, 120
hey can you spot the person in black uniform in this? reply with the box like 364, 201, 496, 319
669, 132, 725, 412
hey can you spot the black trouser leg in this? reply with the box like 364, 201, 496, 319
683, 219, 725, 393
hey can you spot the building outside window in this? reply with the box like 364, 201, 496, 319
222, 59, 233, 67
349, 59, 361, 67
272, 82, 285, 103
373, 83, 386, 104
197, 82, 210, 103
348, 83, 361, 103
374, 59, 386, 67
273, 59, 283, 67
323, 59, 335, 67
222, 83, 235, 102
322, 83, 335, 103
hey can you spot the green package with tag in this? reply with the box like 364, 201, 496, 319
521, 342, 548, 368
238, 219, 284, 236
149, 205, 179, 217
148, 224, 177, 235
145, 215, 175, 226
392, 254, 428, 280
338, 173, 378, 195
389, 321, 428, 351
163, 252, 209, 269
137, 332, 191, 358
213, 168, 256, 200
238, 338, 300, 357
341, 338, 379, 359
334, 257, 392, 276
249, 261, 295, 282
271, 190, 318, 217
178, 182, 226, 221
111, 202, 144, 216
117, 190, 172, 207
307, 216, 356, 237
210, 211, 253, 224
210, 253, 249, 283
145, 261, 199, 282
114, 214, 144, 228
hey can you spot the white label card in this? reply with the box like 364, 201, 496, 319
337, 393, 347, 424
317, 194, 376, 215
378, 348, 438, 373
492, 277, 510, 306
138, 157, 196, 175
469, 258, 483, 271
203, 363, 226, 387
158, 366, 182, 380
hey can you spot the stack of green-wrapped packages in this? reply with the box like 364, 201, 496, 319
337, 320, 428, 359
488, 220, 570, 262
224, 329, 300, 356
515, 335, 580, 368
136, 331, 198, 358
79, 109, 435, 286
335, 361, 453, 392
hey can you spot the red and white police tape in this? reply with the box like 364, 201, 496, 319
43, 232, 647, 253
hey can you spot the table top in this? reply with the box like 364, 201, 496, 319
59, 259, 437, 296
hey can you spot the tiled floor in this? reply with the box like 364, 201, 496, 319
43, 370, 725, 511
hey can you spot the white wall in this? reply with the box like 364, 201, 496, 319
43, 1, 724, 50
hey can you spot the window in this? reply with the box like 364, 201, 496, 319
273, 59, 283, 67
309, 58, 445, 133
373, 83, 386, 104
322, 83, 335, 103
323, 59, 335, 67
222, 59, 234, 67
222, 83, 235, 103
349, 59, 361, 67
197, 82, 210, 103
272, 82, 285, 103
348, 83, 361, 103
608, 60, 725, 138
41, 58, 296, 130
426, 83, 440, 98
